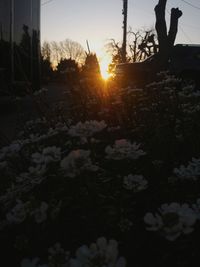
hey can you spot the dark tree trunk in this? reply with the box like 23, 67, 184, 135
155, 0, 168, 54
168, 8, 183, 48
154, 0, 182, 69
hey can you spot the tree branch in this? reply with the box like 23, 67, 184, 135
168, 8, 183, 47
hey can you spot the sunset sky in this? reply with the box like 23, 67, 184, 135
41, 0, 200, 56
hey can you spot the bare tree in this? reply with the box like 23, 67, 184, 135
128, 30, 142, 62
42, 39, 86, 69
128, 28, 158, 62
41, 41, 53, 81
106, 39, 123, 62
51, 41, 62, 66
106, 28, 158, 73
59, 39, 85, 65
41, 41, 51, 60
155, 0, 182, 67
105, 39, 124, 74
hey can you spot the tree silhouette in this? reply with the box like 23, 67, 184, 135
106, 39, 124, 75
59, 39, 85, 64
82, 53, 101, 78
41, 41, 51, 61
106, 29, 158, 74
128, 28, 158, 62
57, 58, 79, 74
155, 0, 182, 67
50, 39, 85, 66
41, 41, 53, 83
41, 56, 53, 83
56, 58, 79, 83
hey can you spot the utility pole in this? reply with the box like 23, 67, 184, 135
122, 0, 128, 63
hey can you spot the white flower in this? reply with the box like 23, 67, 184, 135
54, 122, 68, 132
96, 237, 107, 251
27, 117, 47, 125
178, 85, 200, 98
48, 242, 70, 265
6, 199, 29, 224
105, 139, 146, 160
105, 239, 118, 263
60, 150, 98, 178
68, 120, 107, 138
69, 237, 126, 267
123, 174, 148, 192
32, 152, 44, 165
32, 202, 49, 224
30, 146, 61, 176
174, 158, 200, 181
75, 245, 91, 264
28, 133, 47, 143
33, 88, 48, 96
192, 199, 200, 220
21, 258, 48, 267
107, 126, 121, 132
43, 146, 61, 162
144, 213, 163, 232
23, 238, 126, 267
32, 146, 61, 166
0, 142, 21, 161
28, 165, 47, 177
90, 138, 100, 144
144, 203, 197, 241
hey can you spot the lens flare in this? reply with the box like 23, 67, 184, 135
99, 54, 112, 80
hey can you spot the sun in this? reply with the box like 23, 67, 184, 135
99, 54, 112, 80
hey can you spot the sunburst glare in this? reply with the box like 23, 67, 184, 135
99, 53, 112, 80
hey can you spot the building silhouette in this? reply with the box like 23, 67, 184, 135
0, 0, 40, 94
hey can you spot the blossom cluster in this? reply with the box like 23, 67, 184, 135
21, 237, 126, 267
60, 149, 98, 177
0, 141, 22, 161
144, 202, 199, 241
32, 146, 61, 166
1, 73, 200, 265
70, 237, 126, 267
6, 199, 48, 225
68, 120, 107, 138
174, 158, 200, 181
123, 174, 148, 192
105, 139, 146, 160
